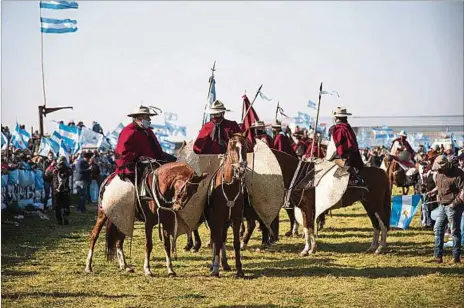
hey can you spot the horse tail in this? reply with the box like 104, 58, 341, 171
105, 219, 119, 261
382, 173, 392, 231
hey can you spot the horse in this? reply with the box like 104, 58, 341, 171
282, 153, 391, 256
84, 162, 208, 276
383, 157, 419, 195
206, 132, 248, 278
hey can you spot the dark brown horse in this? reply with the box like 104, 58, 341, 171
84, 162, 208, 276
383, 157, 419, 195
206, 133, 248, 278
280, 154, 392, 255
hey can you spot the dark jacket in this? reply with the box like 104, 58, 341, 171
436, 166, 464, 205
52, 163, 72, 194
74, 158, 91, 182
90, 163, 101, 181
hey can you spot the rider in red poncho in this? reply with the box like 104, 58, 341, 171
272, 120, 297, 158
328, 107, 365, 187
390, 130, 416, 162
292, 127, 309, 159
193, 100, 242, 155
115, 106, 174, 182
250, 120, 273, 148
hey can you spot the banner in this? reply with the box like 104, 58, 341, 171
390, 194, 422, 230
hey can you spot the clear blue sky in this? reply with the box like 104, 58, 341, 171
2, 1, 463, 139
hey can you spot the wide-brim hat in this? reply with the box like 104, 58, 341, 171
127, 105, 159, 117
271, 120, 282, 128
204, 100, 231, 114
250, 120, 266, 129
332, 106, 352, 117
399, 130, 407, 137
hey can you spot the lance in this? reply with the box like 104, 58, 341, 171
201, 61, 216, 126
275, 101, 280, 121
241, 84, 263, 123
309, 82, 323, 159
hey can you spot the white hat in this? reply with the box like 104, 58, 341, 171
250, 120, 266, 129
204, 100, 231, 115
332, 107, 352, 117
399, 130, 407, 137
271, 120, 282, 128
127, 106, 159, 117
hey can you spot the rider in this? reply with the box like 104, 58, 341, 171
115, 106, 174, 183
272, 120, 297, 158
303, 131, 324, 160
193, 100, 242, 154
327, 107, 365, 187
390, 131, 415, 162
292, 127, 309, 159
250, 120, 273, 148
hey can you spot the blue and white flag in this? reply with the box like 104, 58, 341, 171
320, 90, 340, 98
295, 112, 312, 126
372, 127, 394, 140
1, 132, 7, 148
10, 124, 28, 150
38, 137, 54, 156
40, 1, 78, 10
49, 131, 62, 153
58, 123, 80, 151
40, 17, 78, 34
307, 100, 317, 110
390, 195, 422, 230
151, 124, 169, 137
259, 91, 272, 101
165, 112, 178, 123
58, 139, 70, 162
79, 127, 103, 149
203, 75, 216, 125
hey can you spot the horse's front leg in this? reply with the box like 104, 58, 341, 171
184, 232, 194, 252
241, 218, 255, 250
163, 228, 176, 277
210, 229, 223, 277
85, 209, 107, 273
192, 228, 202, 253
143, 221, 155, 276
233, 219, 244, 278
221, 223, 231, 271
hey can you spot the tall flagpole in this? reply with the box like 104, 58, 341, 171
201, 61, 216, 126
40, 7, 47, 108
309, 82, 323, 159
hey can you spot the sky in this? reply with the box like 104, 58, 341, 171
1, 1, 463, 139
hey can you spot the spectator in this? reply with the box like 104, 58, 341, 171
74, 152, 92, 213
43, 152, 55, 208
77, 121, 85, 129
427, 155, 464, 264
92, 121, 104, 135
52, 156, 72, 225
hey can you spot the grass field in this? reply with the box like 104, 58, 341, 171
2, 196, 464, 308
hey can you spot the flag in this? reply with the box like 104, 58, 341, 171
390, 195, 422, 230
203, 74, 216, 125
40, 1, 78, 10
58, 139, 70, 162
49, 131, 62, 153
165, 112, 178, 123
372, 127, 394, 140
241, 94, 260, 146
151, 124, 169, 137
295, 112, 312, 126
320, 90, 340, 98
38, 137, 54, 156
277, 106, 290, 118
40, 17, 78, 34
259, 91, 272, 101
58, 123, 80, 151
10, 124, 28, 150
1, 132, 7, 148
79, 127, 103, 149
307, 100, 317, 110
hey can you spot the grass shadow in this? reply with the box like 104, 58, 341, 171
1, 291, 136, 300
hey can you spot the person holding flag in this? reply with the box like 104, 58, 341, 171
193, 100, 242, 154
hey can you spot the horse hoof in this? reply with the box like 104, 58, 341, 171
211, 272, 220, 278
240, 244, 247, 251
375, 246, 386, 255
300, 251, 309, 257
222, 264, 231, 271
364, 247, 377, 254
84, 267, 93, 274
235, 271, 245, 279
192, 248, 199, 253
285, 231, 292, 237
183, 246, 192, 252
126, 267, 135, 273
168, 272, 177, 278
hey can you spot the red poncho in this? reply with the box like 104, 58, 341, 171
329, 122, 363, 168
392, 137, 415, 159
256, 133, 274, 148
115, 122, 166, 175
193, 118, 242, 154
304, 141, 325, 159
273, 133, 297, 157
293, 140, 309, 157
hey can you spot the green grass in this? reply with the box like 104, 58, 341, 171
2, 194, 464, 308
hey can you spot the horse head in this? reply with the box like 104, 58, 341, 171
226, 132, 248, 180
171, 170, 208, 211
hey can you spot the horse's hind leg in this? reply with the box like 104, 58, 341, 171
184, 232, 194, 252
233, 219, 244, 278
375, 213, 388, 254
241, 218, 255, 250
192, 228, 202, 253
221, 223, 231, 271
163, 228, 176, 277
285, 208, 295, 237
362, 202, 380, 253
85, 209, 107, 273
116, 235, 132, 272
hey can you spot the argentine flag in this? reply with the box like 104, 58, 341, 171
165, 112, 178, 123
107, 123, 124, 148
40, 1, 78, 10
307, 100, 317, 110
390, 195, 423, 230
10, 124, 29, 150
38, 137, 54, 157
41, 17, 78, 34
203, 74, 216, 125
1, 132, 7, 148
79, 127, 103, 149
58, 123, 80, 151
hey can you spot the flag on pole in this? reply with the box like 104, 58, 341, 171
203, 74, 216, 126
320, 90, 340, 98
38, 137, 54, 156
259, 91, 272, 101
58, 123, 80, 152
58, 139, 70, 162
79, 127, 103, 149
40, 1, 79, 10
165, 112, 178, 122
10, 124, 28, 150
390, 195, 422, 230
241, 94, 260, 147
1, 132, 7, 148
307, 100, 317, 110
40, 17, 78, 33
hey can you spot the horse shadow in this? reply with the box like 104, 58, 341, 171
1, 291, 136, 300
213, 305, 299, 308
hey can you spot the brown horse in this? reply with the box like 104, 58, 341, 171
84, 162, 208, 276
206, 133, 248, 278
383, 157, 419, 195
280, 154, 392, 255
